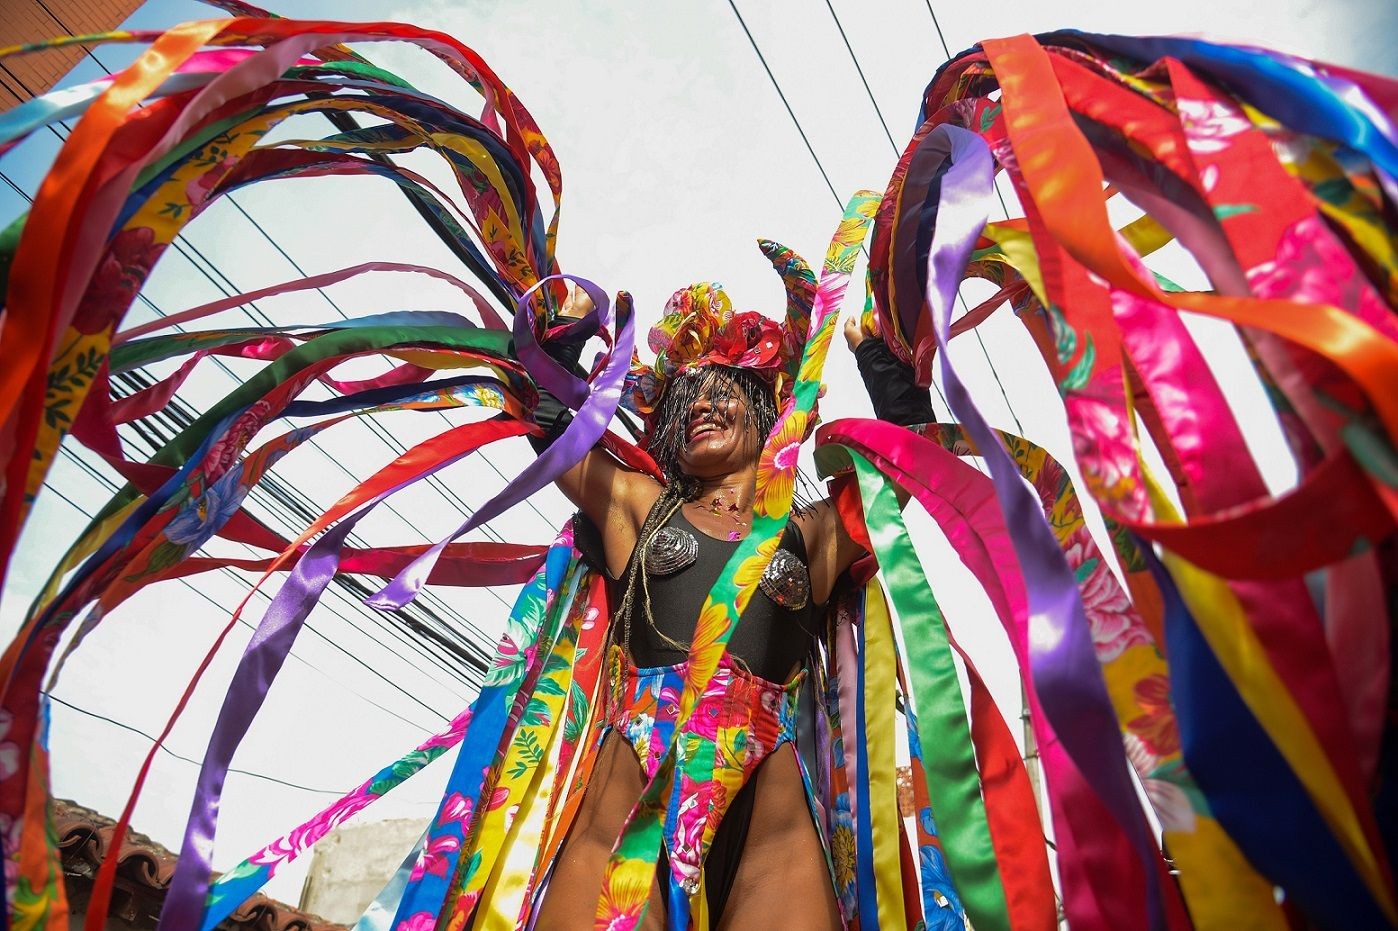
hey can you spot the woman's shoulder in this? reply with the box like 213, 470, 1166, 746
788, 499, 834, 550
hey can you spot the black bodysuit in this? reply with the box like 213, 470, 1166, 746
622, 507, 822, 681
574, 502, 825, 918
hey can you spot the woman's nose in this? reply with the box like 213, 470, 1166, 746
690, 395, 713, 416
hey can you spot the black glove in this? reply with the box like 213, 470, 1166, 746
526, 335, 584, 454
854, 338, 937, 427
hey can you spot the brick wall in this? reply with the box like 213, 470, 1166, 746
0, 0, 143, 108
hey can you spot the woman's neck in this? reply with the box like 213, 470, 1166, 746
690, 470, 757, 514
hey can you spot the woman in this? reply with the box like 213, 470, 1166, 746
527, 273, 934, 928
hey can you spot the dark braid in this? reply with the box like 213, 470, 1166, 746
615, 483, 686, 654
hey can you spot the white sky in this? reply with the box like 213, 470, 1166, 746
1, 0, 1393, 909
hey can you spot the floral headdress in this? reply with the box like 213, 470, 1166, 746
623, 240, 817, 418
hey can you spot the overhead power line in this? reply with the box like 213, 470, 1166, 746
724, 0, 842, 206
41, 463, 449, 730
0, 52, 552, 552
3, 164, 504, 694
818, 0, 1025, 435
725, 0, 953, 418
66, 383, 490, 692
44, 691, 349, 797
822, 0, 900, 154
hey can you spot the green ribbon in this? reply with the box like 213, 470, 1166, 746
832, 446, 1012, 931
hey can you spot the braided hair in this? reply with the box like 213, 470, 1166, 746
616, 365, 780, 654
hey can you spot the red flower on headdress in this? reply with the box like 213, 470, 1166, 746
708, 311, 784, 371
628, 284, 793, 416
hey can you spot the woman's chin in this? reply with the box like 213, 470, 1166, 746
679, 442, 735, 476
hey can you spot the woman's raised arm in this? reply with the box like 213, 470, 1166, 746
797, 316, 933, 602
528, 286, 661, 577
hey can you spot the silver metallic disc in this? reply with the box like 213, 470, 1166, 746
645, 526, 698, 575
759, 547, 811, 610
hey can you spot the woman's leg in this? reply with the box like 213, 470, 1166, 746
715, 744, 841, 930
536, 731, 666, 929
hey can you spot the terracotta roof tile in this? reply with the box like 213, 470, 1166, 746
53, 798, 346, 931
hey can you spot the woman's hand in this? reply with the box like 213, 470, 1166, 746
843, 314, 871, 351
559, 284, 594, 320
542, 284, 660, 576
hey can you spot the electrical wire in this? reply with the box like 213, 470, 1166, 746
822, 0, 900, 154
164, 229, 522, 550
724, 0, 842, 207
42, 458, 450, 729
0, 99, 532, 563
1, 166, 506, 690
44, 691, 350, 797
920, 0, 1050, 861
726, 0, 952, 419
135, 378, 506, 673
914, 1, 1025, 434
75, 384, 492, 690
211, 186, 560, 531
822, 0, 1025, 436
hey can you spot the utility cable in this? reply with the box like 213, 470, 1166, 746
81, 386, 494, 688
44, 691, 350, 797
725, 0, 842, 207
44, 458, 452, 728
2, 165, 511, 682
822, 0, 900, 154
0, 107, 524, 557
823, 0, 1024, 434
214, 193, 558, 528
727, 0, 952, 418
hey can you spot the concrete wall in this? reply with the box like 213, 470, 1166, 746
298, 818, 429, 925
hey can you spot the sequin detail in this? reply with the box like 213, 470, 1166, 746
645, 526, 698, 575
759, 547, 811, 609
645, 523, 810, 608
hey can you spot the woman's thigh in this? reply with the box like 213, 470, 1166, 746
535, 731, 666, 929
716, 745, 841, 930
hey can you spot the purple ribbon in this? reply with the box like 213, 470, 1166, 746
365, 275, 632, 610
920, 124, 1167, 929
158, 503, 369, 929
890, 128, 954, 357
511, 275, 606, 409
155, 429, 518, 930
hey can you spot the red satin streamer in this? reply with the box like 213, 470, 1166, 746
112, 260, 508, 344
167, 541, 547, 588
1043, 53, 1384, 852
956, 636, 1055, 931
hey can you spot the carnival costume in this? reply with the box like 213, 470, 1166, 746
529, 272, 933, 925
0, 6, 1395, 931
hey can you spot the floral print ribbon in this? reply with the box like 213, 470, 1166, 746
591, 191, 879, 931
3, 15, 1398, 931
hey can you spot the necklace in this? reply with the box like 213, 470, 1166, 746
699, 494, 751, 541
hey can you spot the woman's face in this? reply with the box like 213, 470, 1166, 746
676, 386, 762, 479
